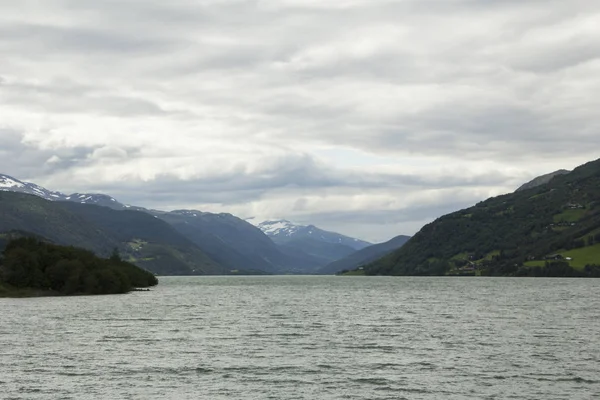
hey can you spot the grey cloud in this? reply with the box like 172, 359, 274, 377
0, 78, 171, 117
0, 22, 176, 55
298, 200, 476, 227
61, 152, 519, 209
0, 129, 145, 178
0, 128, 99, 177
292, 199, 482, 242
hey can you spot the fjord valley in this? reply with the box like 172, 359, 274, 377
3, 158, 600, 279
366, 158, 600, 278
0, 174, 384, 277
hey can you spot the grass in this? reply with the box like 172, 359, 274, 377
561, 243, 600, 269
483, 250, 500, 261
553, 209, 586, 223
451, 252, 469, 260
523, 243, 600, 271
524, 260, 547, 268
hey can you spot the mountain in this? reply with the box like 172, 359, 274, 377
258, 220, 371, 250
0, 191, 226, 275
0, 174, 144, 211
257, 220, 371, 266
318, 234, 411, 274
155, 211, 292, 273
0, 174, 67, 201
0, 191, 118, 254
516, 169, 570, 192
65, 193, 124, 208
57, 202, 224, 275
366, 159, 600, 277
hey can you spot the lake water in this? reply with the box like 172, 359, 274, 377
1, 276, 599, 399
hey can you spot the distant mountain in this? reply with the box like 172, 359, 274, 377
0, 191, 226, 276
258, 220, 370, 249
366, 159, 600, 277
156, 210, 323, 274
318, 234, 411, 275
516, 169, 570, 192
258, 220, 372, 268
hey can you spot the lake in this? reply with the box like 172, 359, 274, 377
1, 276, 599, 399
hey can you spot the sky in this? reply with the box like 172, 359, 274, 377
1, 0, 599, 243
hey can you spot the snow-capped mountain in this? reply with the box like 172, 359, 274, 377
258, 220, 302, 237
0, 174, 67, 201
65, 193, 125, 209
258, 219, 371, 250
0, 173, 135, 210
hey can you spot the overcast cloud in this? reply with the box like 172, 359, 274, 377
1, 0, 599, 242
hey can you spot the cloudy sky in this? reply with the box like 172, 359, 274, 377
1, 0, 599, 242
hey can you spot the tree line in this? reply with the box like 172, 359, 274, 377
0, 237, 158, 295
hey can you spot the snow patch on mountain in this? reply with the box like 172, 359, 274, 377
0, 174, 67, 201
257, 220, 301, 237
257, 219, 371, 250
0, 174, 125, 210
0, 175, 25, 189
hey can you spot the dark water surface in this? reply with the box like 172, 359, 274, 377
1, 276, 599, 399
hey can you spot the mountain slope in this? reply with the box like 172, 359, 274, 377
0, 192, 226, 275
367, 159, 600, 277
57, 202, 224, 275
0, 174, 67, 201
0, 191, 118, 254
318, 234, 411, 274
277, 237, 357, 265
516, 169, 570, 192
157, 211, 327, 273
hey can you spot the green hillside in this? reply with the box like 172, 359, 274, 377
0, 191, 118, 254
367, 159, 600, 277
0, 192, 226, 275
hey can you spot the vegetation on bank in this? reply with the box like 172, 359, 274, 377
0, 237, 158, 297
365, 159, 600, 278
336, 269, 367, 276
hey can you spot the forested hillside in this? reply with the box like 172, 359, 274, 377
367, 159, 600, 277
0, 237, 157, 296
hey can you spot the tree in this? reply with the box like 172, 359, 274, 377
110, 247, 122, 263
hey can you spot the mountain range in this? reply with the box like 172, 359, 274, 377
1, 174, 393, 275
